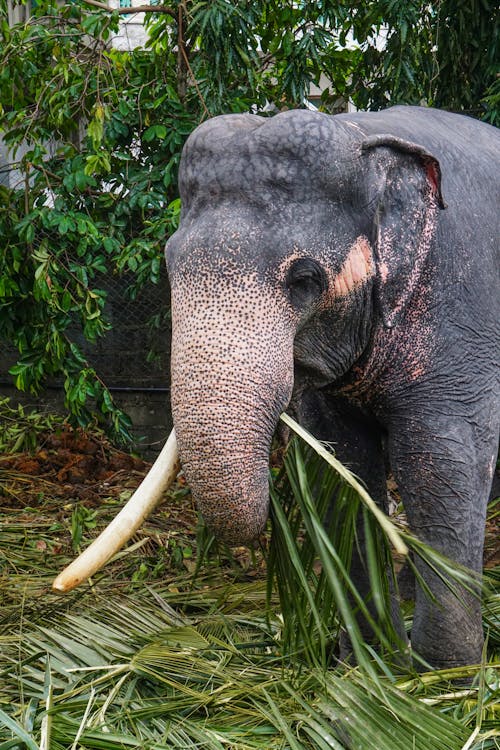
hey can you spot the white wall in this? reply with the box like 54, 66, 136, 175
109, 0, 150, 50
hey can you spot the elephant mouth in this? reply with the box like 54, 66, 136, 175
180, 443, 272, 546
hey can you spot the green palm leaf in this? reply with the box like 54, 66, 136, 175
1, 587, 489, 749
269, 414, 492, 676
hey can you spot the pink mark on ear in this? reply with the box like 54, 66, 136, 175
424, 159, 446, 208
426, 162, 439, 192
332, 236, 374, 297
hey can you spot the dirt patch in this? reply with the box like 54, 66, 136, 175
0, 426, 149, 509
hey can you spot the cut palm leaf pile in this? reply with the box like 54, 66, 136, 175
1, 587, 499, 750
0, 413, 499, 749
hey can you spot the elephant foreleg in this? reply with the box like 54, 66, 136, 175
388, 411, 494, 669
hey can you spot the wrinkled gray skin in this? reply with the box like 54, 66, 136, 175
165, 106, 499, 669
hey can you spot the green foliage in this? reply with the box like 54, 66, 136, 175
269, 439, 402, 674
71, 504, 98, 550
0, 396, 63, 452
3, 599, 492, 749
268, 416, 493, 677
348, 0, 499, 118
0, 2, 188, 441
0, 1, 497, 440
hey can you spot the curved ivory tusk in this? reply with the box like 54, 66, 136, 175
52, 429, 180, 593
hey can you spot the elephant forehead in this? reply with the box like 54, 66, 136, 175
181, 148, 318, 208
185, 109, 360, 165
180, 111, 361, 209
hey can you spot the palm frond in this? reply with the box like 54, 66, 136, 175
3, 586, 493, 750
269, 414, 495, 676
1, 418, 499, 749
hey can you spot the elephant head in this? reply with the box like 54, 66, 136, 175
165, 110, 443, 545
53, 109, 443, 591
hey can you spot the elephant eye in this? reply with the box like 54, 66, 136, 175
285, 258, 327, 306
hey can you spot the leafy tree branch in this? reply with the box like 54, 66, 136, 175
0, 0, 497, 443
81, 0, 176, 17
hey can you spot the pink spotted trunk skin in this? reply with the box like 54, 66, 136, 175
170, 273, 295, 545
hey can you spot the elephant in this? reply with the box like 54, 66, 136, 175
53, 105, 499, 672
165, 106, 499, 670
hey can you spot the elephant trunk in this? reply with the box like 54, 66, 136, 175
170, 276, 295, 545
173, 378, 281, 544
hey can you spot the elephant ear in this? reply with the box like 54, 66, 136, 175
362, 134, 446, 329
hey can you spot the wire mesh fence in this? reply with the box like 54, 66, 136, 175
0, 267, 172, 454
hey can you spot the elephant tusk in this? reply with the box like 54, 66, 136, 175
52, 429, 180, 593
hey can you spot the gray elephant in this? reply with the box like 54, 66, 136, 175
165, 106, 499, 670
53, 105, 499, 669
